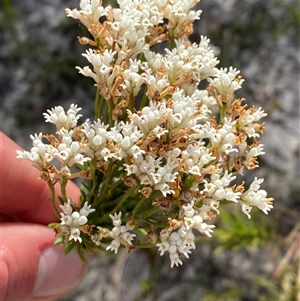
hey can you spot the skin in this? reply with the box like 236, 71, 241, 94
0, 132, 85, 301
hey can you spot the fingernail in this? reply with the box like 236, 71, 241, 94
33, 245, 87, 298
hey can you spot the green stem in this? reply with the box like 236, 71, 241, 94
170, 33, 176, 50
93, 161, 115, 207
60, 175, 68, 203
139, 86, 149, 110
109, 186, 135, 215
132, 195, 147, 217
106, 97, 115, 127
92, 186, 136, 224
136, 205, 158, 221
47, 180, 60, 218
139, 52, 146, 63
99, 94, 105, 120
100, 178, 124, 206
220, 105, 226, 123
128, 93, 134, 113
132, 189, 164, 218
94, 89, 101, 120
96, 37, 103, 48
86, 161, 97, 204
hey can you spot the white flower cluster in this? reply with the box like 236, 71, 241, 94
17, 101, 272, 212
92, 212, 136, 253
67, 0, 211, 102
240, 178, 274, 218
143, 38, 219, 96
207, 67, 244, 98
58, 200, 95, 243
43, 104, 83, 130
203, 171, 241, 203
17, 0, 273, 267
66, 0, 201, 46
16, 106, 90, 176
157, 201, 215, 267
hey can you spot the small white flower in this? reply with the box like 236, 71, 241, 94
60, 213, 72, 226
169, 252, 183, 268
112, 226, 121, 237
241, 178, 273, 215
168, 244, 178, 254
183, 231, 196, 249
60, 199, 73, 215
106, 238, 121, 254
169, 231, 180, 242
182, 202, 195, 217
121, 232, 136, 245
208, 67, 244, 97
195, 222, 215, 237
16, 133, 54, 171
80, 201, 96, 216
177, 244, 192, 258
156, 241, 170, 256
183, 217, 195, 230
69, 228, 82, 243
109, 212, 122, 227
43, 104, 82, 130
159, 229, 171, 241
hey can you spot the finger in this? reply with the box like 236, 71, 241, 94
0, 132, 80, 224
0, 223, 87, 301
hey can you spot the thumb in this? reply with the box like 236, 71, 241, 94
0, 223, 87, 301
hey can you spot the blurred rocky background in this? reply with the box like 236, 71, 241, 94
1, 0, 299, 300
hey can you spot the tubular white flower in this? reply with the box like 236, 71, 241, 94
60, 199, 73, 215
240, 178, 274, 215
109, 211, 122, 221
177, 244, 192, 258
47, 128, 90, 172
79, 49, 116, 85
16, 133, 54, 171
69, 227, 82, 243
157, 241, 170, 256
184, 217, 195, 230
60, 214, 73, 226
163, 0, 201, 39
169, 252, 183, 268
102, 211, 136, 253
82, 119, 112, 160
208, 67, 244, 97
66, 0, 111, 31
183, 231, 196, 249
58, 200, 95, 243
121, 232, 136, 245
238, 107, 267, 137
80, 201, 96, 216
43, 104, 82, 130
106, 238, 121, 254
194, 222, 215, 237
156, 200, 216, 267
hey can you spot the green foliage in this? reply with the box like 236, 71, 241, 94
201, 289, 242, 301
213, 206, 276, 252
0, 0, 19, 32
64, 240, 76, 255
256, 222, 300, 301
255, 266, 299, 301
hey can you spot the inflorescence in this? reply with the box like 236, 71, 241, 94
17, 0, 273, 267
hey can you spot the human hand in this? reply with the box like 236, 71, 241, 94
0, 132, 87, 301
